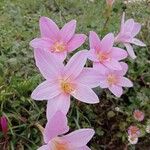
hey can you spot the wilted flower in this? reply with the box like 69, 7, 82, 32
133, 110, 144, 121
38, 111, 95, 150
0, 116, 8, 136
146, 125, 150, 133
128, 125, 140, 138
30, 17, 86, 61
128, 135, 138, 145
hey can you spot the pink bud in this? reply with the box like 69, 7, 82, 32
106, 0, 115, 7
133, 110, 144, 122
128, 125, 140, 138
0, 116, 8, 136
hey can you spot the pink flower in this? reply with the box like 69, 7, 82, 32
133, 110, 144, 121
88, 31, 127, 71
128, 135, 138, 145
38, 111, 95, 150
0, 116, 8, 136
128, 125, 140, 138
96, 62, 133, 97
30, 17, 87, 61
115, 13, 146, 59
31, 49, 100, 120
106, 0, 115, 7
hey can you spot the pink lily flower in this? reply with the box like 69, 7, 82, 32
97, 62, 133, 97
30, 17, 87, 61
115, 13, 146, 59
31, 49, 100, 120
0, 116, 8, 136
38, 111, 94, 150
88, 31, 127, 71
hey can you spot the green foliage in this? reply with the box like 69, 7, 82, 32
0, 0, 150, 149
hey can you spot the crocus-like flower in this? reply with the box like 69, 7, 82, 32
96, 62, 133, 97
133, 110, 144, 121
115, 13, 146, 59
128, 125, 140, 138
31, 49, 100, 120
38, 111, 95, 150
30, 17, 86, 61
146, 125, 150, 133
0, 116, 8, 136
128, 135, 138, 145
88, 31, 127, 71
106, 0, 115, 7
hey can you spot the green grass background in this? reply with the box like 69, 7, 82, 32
0, 0, 150, 149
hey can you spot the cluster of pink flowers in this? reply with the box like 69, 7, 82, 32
30, 12, 145, 149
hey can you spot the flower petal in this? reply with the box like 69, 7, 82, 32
60, 20, 76, 43
109, 85, 123, 97
117, 62, 128, 76
93, 63, 108, 74
124, 19, 135, 33
132, 23, 141, 37
71, 84, 99, 104
75, 146, 91, 150
131, 38, 146, 47
39, 17, 59, 40
120, 12, 125, 32
104, 59, 122, 70
63, 129, 95, 148
99, 81, 109, 88
46, 94, 70, 121
124, 43, 136, 59
30, 38, 53, 49
75, 68, 101, 88
37, 145, 49, 150
51, 51, 67, 62
67, 34, 87, 52
89, 31, 101, 49
64, 50, 88, 80
88, 49, 99, 62
118, 77, 133, 87
100, 33, 114, 52
34, 49, 64, 79
44, 111, 69, 143
31, 80, 61, 100
111, 47, 128, 60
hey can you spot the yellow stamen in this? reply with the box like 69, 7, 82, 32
52, 42, 66, 52
61, 80, 75, 93
107, 74, 118, 85
52, 138, 69, 150
97, 52, 110, 62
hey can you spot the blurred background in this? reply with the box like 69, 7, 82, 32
0, 0, 150, 149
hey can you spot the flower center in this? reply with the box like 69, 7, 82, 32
52, 42, 66, 53
107, 74, 118, 85
61, 80, 75, 94
52, 138, 69, 150
97, 52, 110, 62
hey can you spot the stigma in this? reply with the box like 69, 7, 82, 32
52, 41, 66, 53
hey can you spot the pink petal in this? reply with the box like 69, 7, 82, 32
88, 49, 99, 62
117, 62, 128, 76
89, 31, 101, 49
39, 17, 59, 40
124, 43, 136, 59
34, 49, 64, 79
124, 19, 135, 33
111, 47, 128, 60
131, 38, 146, 47
100, 33, 114, 52
109, 85, 123, 97
31, 80, 61, 100
93, 63, 108, 74
60, 20, 76, 43
75, 146, 91, 150
37, 145, 49, 150
30, 38, 53, 49
121, 12, 125, 32
132, 23, 141, 37
51, 51, 67, 62
64, 50, 88, 80
99, 80, 109, 88
118, 77, 133, 87
67, 34, 87, 52
44, 111, 69, 143
46, 94, 70, 121
71, 84, 99, 104
63, 129, 95, 148
104, 59, 122, 70
75, 68, 101, 88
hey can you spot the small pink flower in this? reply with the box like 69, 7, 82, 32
128, 125, 140, 138
88, 31, 127, 71
106, 0, 115, 7
38, 111, 95, 150
0, 116, 8, 136
133, 110, 144, 121
31, 49, 100, 120
115, 13, 146, 59
30, 17, 87, 61
95, 62, 133, 97
128, 135, 138, 145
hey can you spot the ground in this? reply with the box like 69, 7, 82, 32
0, 0, 150, 150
